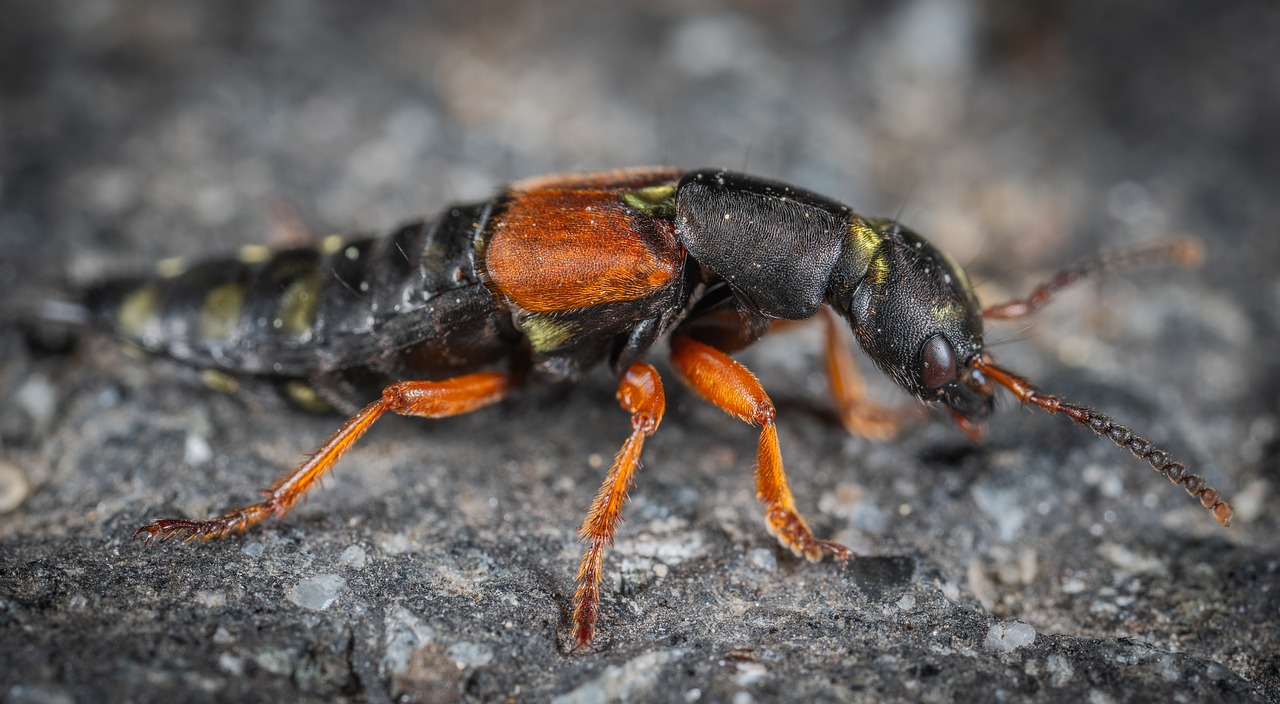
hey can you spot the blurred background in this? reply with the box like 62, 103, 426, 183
2, 1, 1277, 702
3, 2, 1275, 280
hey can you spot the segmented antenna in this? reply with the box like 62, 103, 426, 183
977, 356, 1233, 526
982, 239, 1203, 320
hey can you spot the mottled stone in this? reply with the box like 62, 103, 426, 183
0, 2, 1276, 703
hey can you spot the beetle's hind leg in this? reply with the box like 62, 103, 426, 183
670, 335, 852, 563
134, 372, 513, 543
572, 362, 665, 649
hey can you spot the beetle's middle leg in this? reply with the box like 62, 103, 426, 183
572, 362, 665, 649
135, 372, 513, 543
670, 335, 852, 563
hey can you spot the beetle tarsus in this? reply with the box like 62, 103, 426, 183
133, 515, 246, 544
571, 362, 665, 649
669, 336, 852, 564
133, 374, 514, 548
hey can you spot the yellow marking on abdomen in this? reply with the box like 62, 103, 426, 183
155, 257, 188, 278
237, 244, 272, 263
275, 273, 320, 336
198, 282, 246, 340
284, 380, 333, 413
201, 369, 240, 393
118, 285, 159, 337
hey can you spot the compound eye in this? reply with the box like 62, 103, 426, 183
919, 334, 957, 389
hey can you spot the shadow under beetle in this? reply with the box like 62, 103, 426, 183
59, 167, 1232, 648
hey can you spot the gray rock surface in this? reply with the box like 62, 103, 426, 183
1, 2, 1277, 702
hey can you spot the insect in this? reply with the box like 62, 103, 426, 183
48, 167, 1233, 648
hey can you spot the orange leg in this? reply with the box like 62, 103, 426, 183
670, 335, 851, 563
819, 306, 904, 439
134, 372, 513, 543
572, 362, 665, 649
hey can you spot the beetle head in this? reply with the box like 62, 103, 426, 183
829, 219, 994, 434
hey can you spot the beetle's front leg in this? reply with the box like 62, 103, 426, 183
573, 362, 665, 649
670, 335, 851, 563
819, 306, 905, 439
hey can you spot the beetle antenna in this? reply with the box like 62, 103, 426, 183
891, 182, 916, 232
983, 239, 1203, 320
976, 356, 1233, 527
984, 323, 1040, 348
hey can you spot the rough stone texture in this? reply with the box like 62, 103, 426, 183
1, 2, 1277, 703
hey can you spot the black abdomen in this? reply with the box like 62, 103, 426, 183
85, 201, 520, 382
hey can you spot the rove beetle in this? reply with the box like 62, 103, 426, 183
46, 167, 1233, 648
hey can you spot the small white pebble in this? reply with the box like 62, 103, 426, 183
985, 621, 1036, 652
217, 653, 244, 676
378, 533, 412, 555
1061, 576, 1086, 594
241, 542, 264, 558
184, 433, 213, 465
340, 544, 367, 568
748, 548, 777, 572
15, 375, 56, 430
896, 594, 916, 611
288, 574, 345, 610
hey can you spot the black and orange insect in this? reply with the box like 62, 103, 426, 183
42, 167, 1233, 648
